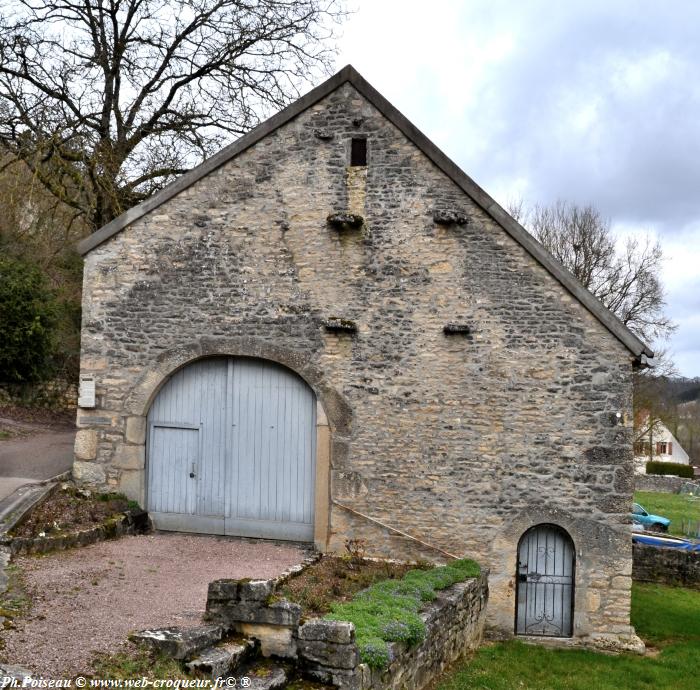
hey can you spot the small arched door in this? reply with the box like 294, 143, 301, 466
146, 357, 316, 540
516, 524, 575, 637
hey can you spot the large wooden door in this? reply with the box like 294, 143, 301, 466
147, 357, 316, 540
516, 524, 575, 637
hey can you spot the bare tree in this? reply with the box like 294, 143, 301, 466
509, 199, 679, 442
0, 0, 346, 229
511, 200, 676, 345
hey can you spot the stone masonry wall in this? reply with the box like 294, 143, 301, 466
75, 81, 638, 642
205, 570, 489, 690
633, 543, 700, 589
635, 475, 700, 493
0, 380, 77, 410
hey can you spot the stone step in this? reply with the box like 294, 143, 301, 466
185, 638, 255, 678
130, 625, 223, 660
241, 663, 288, 690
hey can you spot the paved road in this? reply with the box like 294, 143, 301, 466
0, 430, 74, 501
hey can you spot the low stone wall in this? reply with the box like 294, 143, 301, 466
300, 571, 489, 690
632, 543, 700, 589
205, 568, 489, 690
1, 510, 151, 556
204, 552, 320, 658
635, 475, 700, 493
0, 380, 77, 410
205, 578, 303, 658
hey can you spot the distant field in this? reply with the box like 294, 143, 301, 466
436, 583, 700, 690
634, 490, 700, 537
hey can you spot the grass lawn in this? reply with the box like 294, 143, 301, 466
635, 490, 700, 537
436, 583, 700, 690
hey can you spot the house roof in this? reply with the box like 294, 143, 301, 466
77, 65, 653, 361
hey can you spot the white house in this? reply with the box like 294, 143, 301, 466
634, 417, 690, 474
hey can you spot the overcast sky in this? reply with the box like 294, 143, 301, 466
335, 0, 700, 377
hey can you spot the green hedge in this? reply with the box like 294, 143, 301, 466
325, 558, 480, 670
646, 461, 695, 478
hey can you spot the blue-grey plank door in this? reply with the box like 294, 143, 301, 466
146, 357, 316, 540
227, 358, 316, 541
147, 358, 229, 534
148, 424, 199, 516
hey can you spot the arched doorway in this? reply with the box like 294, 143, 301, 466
146, 357, 317, 540
515, 523, 575, 637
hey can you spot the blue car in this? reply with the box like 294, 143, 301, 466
631, 502, 670, 532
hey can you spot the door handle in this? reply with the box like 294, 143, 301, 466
189, 463, 196, 479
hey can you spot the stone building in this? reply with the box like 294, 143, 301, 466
74, 66, 651, 649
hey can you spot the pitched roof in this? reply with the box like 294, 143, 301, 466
77, 65, 653, 360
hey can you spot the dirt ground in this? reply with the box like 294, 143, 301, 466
0, 532, 307, 677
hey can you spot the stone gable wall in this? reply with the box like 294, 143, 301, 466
75, 82, 637, 643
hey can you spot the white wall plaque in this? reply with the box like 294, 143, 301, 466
78, 375, 96, 408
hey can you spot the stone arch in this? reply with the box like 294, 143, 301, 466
123, 336, 351, 434
485, 504, 630, 640
120, 336, 352, 550
515, 523, 576, 637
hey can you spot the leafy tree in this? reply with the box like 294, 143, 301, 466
0, 0, 346, 230
0, 255, 58, 382
0, 154, 85, 380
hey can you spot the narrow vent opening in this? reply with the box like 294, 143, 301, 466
350, 137, 367, 166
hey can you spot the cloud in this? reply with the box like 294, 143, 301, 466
614, 222, 700, 375
336, 0, 700, 376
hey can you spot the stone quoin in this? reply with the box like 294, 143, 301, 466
73, 65, 651, 648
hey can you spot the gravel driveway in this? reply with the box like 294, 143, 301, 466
1, 533, 307, 677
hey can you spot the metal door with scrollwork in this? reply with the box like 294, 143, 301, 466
516, 524, 575, 637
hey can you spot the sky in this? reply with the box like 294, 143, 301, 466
334, 0, 700, 377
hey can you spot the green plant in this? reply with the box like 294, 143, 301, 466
325, 558, 480, 669
645, 461, 695, 478
0, 256, 58, 382
344, 538, 367, 565
358, 638, 392, 669
281, 556, 426, 616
